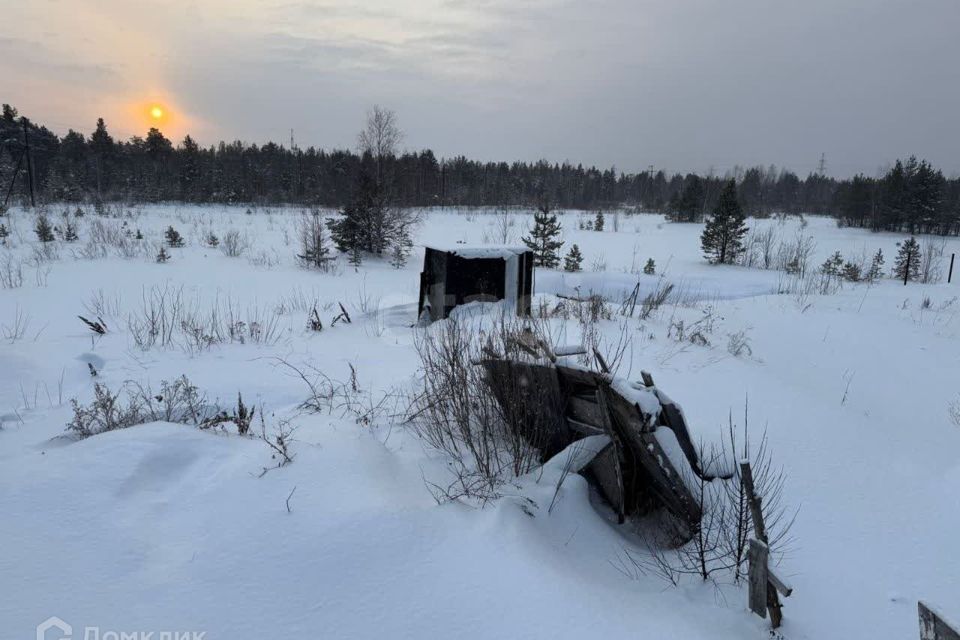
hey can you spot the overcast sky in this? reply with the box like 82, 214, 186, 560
2, 0, 958, 176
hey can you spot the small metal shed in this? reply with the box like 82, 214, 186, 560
418, 245, 534, 322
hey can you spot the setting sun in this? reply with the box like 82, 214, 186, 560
150, 105, 165, 120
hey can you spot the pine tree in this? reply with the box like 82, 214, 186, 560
89, 117, 114, 198
700, 179, 748, 264
389, 225, 412, 269
0, 223, 8, 241
35, 214, 55, 242
63, 219, 79, 242
299, 211, 333, 270
643, 258, 656, 275
841, 261, 861, 282
893, 236, 920, 283
563, 244, 583, 272
594, 211, 605, 231
206, 232, 220, 248
328, 156, 377, 255
156, 246, 170, 263
820, 251, 844, 276
165, 226, 184, 247
348, 244, 363, 268
522, 199, 564, 268
669, 175, 706, 222
866, 249, 885, 281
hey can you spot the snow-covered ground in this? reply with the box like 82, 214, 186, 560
2, 205, 959, 639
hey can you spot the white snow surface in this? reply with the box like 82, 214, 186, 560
2, 206, 960, 639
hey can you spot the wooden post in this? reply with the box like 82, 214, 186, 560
740, 460, 786, 628
920, 602, 960, 640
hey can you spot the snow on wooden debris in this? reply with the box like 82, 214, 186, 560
425, 244, 529, 260
610, 376, 662, 425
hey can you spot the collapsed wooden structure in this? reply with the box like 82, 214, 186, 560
481, 341, 710, 535
418, 246, 534, 322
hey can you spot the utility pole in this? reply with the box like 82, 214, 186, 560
23, 120, 35, 207
2, 150, 24, 209
904, 243, 912, 286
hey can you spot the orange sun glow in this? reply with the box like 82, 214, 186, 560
150, 105, 165, 120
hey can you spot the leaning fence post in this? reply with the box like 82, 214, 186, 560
741, 460, 787, 629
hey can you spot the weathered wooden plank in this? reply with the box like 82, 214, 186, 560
598, 382, 702, 530
920, 601, 960, 640
768, 567, 793, 597
587, 443, 625, 520
594, 386, 627, 524
636, 430, 703, 526
566, 417, 605, 437
481, 359, 569, 458
748, 539, 769, 618
555, 364, 601, 390
566, 396, 605, 429
657, 393, 705, 477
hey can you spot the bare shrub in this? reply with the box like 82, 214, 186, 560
726, 329, 753, 357
775, 230, 816, 276
247, 248, 282, 268
2, 305, 30, 343
127, 284, 282, 352
201, 392, 257, 435
83, 289, 123, 319
639, 280, 675, 320
617, 442, 731, 583
487, 208, 515, 244
220, 229, 250, 258
66, 375, 214, 438
256, 413, 297, 475
739, 227, 779, 269
776, 267, 842, 304
919, 239, 946, 284
949, 398, 960, 428
274, 287, 326, 315
66, 378, 299, 472
0, 254, 24, 289
273, 358, 396, 427
408, 312, 559, 502
618, 404, 796, 588
667, 306, 717, 347
590, 253, 608, 272
72, 218, 145, 260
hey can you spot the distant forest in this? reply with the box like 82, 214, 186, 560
2, 103, 959, 235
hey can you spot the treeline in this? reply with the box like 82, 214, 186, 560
2, 104, 958, 234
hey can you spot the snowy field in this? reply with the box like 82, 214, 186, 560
2, 205, 960, 640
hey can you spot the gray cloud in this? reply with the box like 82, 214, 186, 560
2, 0, 958, 175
